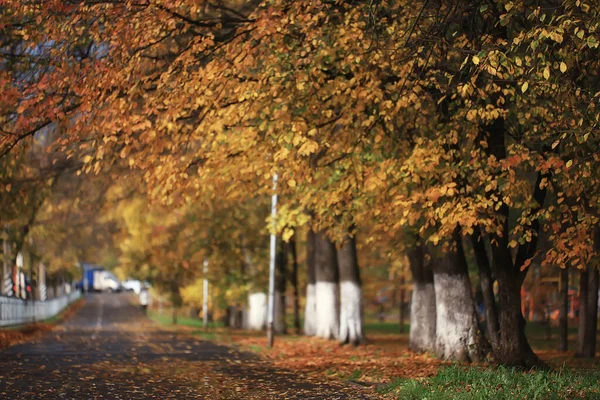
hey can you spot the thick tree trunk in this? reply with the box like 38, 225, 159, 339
577, 269, 589, 356
494, 254, 541, 366
314, 230, 339, 340
407, 241, 436, 353
304, 229, 317, 336
288, 234, 301, 334
581, 269, 598, 358
432, 233, 485, 362
484, 117, 545, 368
471, 227, 499, 347
274, 240, 287, 334
337, 234, 363, 345
558, 267, 569, 352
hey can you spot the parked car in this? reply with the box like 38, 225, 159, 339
122, 279, 142, 295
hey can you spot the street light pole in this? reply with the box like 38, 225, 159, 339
267, 173, 278, 348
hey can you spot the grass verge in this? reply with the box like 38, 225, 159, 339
377, 365, 600, 399
147, 310, 224, 329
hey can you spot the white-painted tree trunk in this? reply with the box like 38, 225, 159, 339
304, 283, 317, 336
315, 281, 338, 339
434, 273, 482, 361
409, 282, 436, 353
247, 292, 267, 330
339, 281, 362, 345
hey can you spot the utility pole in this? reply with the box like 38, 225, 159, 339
267, 173, 278, 348
203, 258, 209, 331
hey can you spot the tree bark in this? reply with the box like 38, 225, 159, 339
288, 234, 301, 334
314, 230, 339, 340
304, 229, 317, 336
274, 239, 287, 334
170, 278, 182, 325
242, 243, 267, 330
432, 232, 486, 362
247, 292, 267, 330
337, 233, 363, 345
2, 237, 9, 296
407, 240, 436, 353
558, 267, 569, 352
577, 269, 589, 356
484, 118, 545, 367
399, 275, 406, 333
471, 227, 499, 347
581, 268, 598, 358
493, 250, 541, 366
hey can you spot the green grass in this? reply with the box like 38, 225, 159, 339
364, 321, 409, 335
346, 369, 364, 381
378, 365, 600, 399
147, 310, 223, 329
191, 331, 218, 341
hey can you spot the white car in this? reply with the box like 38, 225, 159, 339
122, 279, 142, 295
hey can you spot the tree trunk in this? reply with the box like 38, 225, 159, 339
581, 226, 600, 358
304, 229, 317, 336
172, 308, 177, 325
407, 240, 436, 353
581, 268, 598, 358
577, 269, 589, 356
558, 267, 569, 352
2, 238, 9, 296
288, 234, 301, 334
314, 230, 339, 340
493, 253, 541, 366
337, 233, 362, 345
227, 306, 243, 329
274, 240, 287, 334
471, 227, 499, 347
399, 275, 406, 333
484, 117, 544, 368
274, 293, 286, 334
242, 243, 267, 330
170, 281, 181, 325
247, 292, 267, 330
432, 232, 485, 362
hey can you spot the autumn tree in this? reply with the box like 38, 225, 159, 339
9, 0, 600, 367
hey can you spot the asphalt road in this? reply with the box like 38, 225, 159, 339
0, 293, 373, 399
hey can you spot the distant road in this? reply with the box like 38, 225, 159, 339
0, 293, 372, 399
